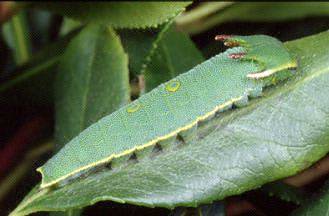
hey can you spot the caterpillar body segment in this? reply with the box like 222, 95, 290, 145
158, 136, 176, 150
233, 94, 249, 108
37, 35, 297, 188
247, 86, 263, 98
135, 145, 155, 160
111, 153, 132, 169
178, 124, 198, 144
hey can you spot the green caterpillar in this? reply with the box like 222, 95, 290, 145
38, 35, 297, 189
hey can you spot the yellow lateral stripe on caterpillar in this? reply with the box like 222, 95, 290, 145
247, 62, 297, 79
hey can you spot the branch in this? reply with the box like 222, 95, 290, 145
0, 115, 50, 177
284, 154, 329, 187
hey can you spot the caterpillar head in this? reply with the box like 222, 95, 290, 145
215, 34, 298, 86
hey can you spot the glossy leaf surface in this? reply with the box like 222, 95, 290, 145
31, 2, 191, 29
144, 26, 204, 92
55, 24, 130, 147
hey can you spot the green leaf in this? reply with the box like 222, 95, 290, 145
53, 24, 130, 216
118, 17, 199, 78
178, 2, 329, 35
142, 26, 217, 216
31, 2, 191, 29
2, 10, 31, 65
169, 201, 224, 216
0, 28, 81, 120
10, 31, 329, 216
118, 21, 172, 76
144, 26, 204, 92
261, 182, 307, 205
0, 28, 80, 94
59, 18, 82, 36
55, 24, 130, 148
50, 210, 82, 216
291, 181, 329, 216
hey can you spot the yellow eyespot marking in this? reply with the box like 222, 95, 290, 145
127, 103, 141, 113
165, 80, 181, 92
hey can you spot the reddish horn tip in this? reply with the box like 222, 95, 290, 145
215, 34, 232, 41
228, 53, 246, 59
